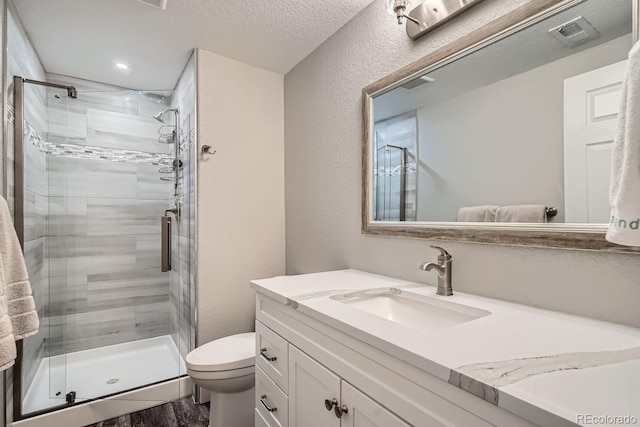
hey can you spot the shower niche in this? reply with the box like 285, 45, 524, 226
11, 70, 196, 419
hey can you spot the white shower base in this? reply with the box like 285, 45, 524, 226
23, 335, 187, 415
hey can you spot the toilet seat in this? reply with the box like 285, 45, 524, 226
186, 332, 255, 372
187, 365, 255, 381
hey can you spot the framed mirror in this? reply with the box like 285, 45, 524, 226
363, 0, 640, 253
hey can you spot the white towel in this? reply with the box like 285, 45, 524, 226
0, 196, 39, 371
457, 206, 499, 222
607, 41, 640, 246
495, 205, 548, 223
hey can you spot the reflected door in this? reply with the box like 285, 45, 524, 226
564, 60, 627, 223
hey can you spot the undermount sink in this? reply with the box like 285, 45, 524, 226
330, 288, 490, 332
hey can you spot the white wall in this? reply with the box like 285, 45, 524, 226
415, 35, 630, 222
284, 1, 640, 328
196, 49, 286, 345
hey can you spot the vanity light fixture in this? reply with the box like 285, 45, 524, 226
390, 0, 486, 41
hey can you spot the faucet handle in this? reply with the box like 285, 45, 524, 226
430, 245, 452, 261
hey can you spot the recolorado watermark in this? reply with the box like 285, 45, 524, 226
577, 414, 638, 425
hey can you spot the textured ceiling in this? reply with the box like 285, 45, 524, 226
12, 0, 375, 90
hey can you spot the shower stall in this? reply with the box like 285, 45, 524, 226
9, 73, 196, 419
373, 112, 418, 222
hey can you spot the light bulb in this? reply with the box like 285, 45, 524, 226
386, 0, 412, 24
386, 0, 397, 15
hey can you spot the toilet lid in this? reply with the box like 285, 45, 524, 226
186, 332, 255, 371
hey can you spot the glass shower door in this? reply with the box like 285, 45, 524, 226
46, 88, 185, 404
43, 88, 73, 406
18, 82, 70, 414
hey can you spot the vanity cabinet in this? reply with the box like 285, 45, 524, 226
289, 345, 341, 427
257, 321, 410, 427
254, 293, 537, 427
290, 345, 410, 427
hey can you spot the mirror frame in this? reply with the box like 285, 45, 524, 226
362, 0, 640, 254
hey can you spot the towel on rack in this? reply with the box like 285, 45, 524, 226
607, 41, 640, 246
0, 196, 39, 371
495, 205, 547, 223
457, 206, 499, 222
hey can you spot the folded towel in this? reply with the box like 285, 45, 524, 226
0, 196, 39, 371
457, 206, 499, 222
607, 41, 640, 246
495, 205, 548, 223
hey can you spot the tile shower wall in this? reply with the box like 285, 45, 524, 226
43, 74, 175, 356
171, 53, 196, 359
6, 2, 49, 403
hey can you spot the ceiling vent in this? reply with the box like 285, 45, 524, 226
401, 75, 435, 90
138, 0, 167, 9
548, 16, 599, 48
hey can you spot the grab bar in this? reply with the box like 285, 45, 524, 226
161, 216, 171, 272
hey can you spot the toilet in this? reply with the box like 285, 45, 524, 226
186, 332, 256, 427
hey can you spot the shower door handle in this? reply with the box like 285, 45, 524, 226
161, 216, 172, 272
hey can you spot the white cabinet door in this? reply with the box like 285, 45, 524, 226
564, 60, 627, 223
341, 382, 411, 427
289, 345, 341, 427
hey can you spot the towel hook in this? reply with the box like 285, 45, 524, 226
201, 145, 216, 156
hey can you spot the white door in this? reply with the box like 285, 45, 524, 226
289, 345, 341, 427
564, 60, 627, 223
340, 381, 411, 427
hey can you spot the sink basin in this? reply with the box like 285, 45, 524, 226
330, 288, 490, 332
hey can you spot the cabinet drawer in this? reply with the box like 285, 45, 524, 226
256, 365, 289, 427
257, 320, 289, 393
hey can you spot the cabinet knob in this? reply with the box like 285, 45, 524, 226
334, 404, 349, 418
324, 398, 338, 411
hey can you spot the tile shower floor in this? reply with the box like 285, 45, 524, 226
23, 335, 187, 415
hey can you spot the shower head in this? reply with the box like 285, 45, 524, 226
154, 107, 178, 123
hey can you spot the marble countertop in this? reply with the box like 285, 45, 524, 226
250, 269, 640, 427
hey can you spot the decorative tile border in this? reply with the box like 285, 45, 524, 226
375, 162, 417, 177
9, 104, 172, 166
44, 142, 170, 166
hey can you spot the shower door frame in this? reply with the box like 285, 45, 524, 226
10, 76, 197, 421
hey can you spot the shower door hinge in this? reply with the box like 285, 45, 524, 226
66, 391, 76, 404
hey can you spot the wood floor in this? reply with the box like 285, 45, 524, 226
85, 397, 209, 427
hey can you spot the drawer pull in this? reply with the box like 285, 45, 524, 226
260, 348, 277, 362
324, 398, 338, 411
335, 404, 349, 418
260, 394, 277, 413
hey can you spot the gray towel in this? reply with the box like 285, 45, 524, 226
457, 206, 499, 222
495, 205, 547, 223
0, 196, 39, 371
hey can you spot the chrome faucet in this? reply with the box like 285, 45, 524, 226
419, 245, 453, 296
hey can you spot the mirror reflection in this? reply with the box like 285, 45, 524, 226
372, 0, 632, 224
